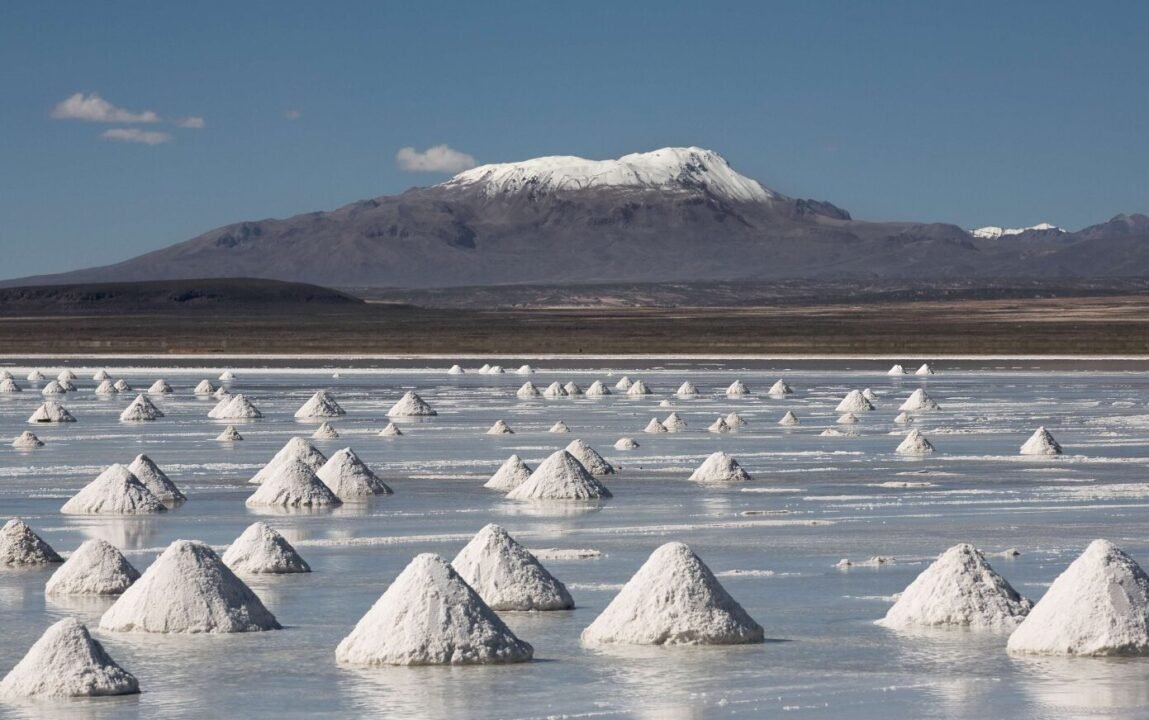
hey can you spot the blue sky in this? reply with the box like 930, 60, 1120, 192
2, 1, 1148, 279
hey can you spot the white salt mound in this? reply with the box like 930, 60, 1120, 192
128, 454, 186, 505
448, 364, 464, 375
478, 363, 491, 374
208, 394, 262, 419
27, 370, 45, 382
516, 364, 533, 374
59, 379, 78, 392
585, 380, 610, 396
659, 399, 673, 407
100, 539, 280, 633
543, 381, 568, 398
61, 464, 168, 515
379, 422, 403, 437
249, 437, 328, 484
219, 370, 236, 381
1021, 426, 1063, 456
626, 380, 651, 396
837, 412, 859, 425
0, 378, 21, 393
1, 518, 63, 566
726, 380, 748, 396
779, 411, 799, 426
549, 420, 571, 433
222, 522, 311, 575
725, 412, 746, 427
517, 381, 541, 398
147, 379, 173, 394
899, 388, 940, 412
12, 431, 43, 448
615, 376, 633, 390
317, 447, 393, 498
564, 381, 583, 396
768, 379, 793, 396
120, 393, 164, 421
245, 457, 342, 509
294, 390, 346, 419
645, 417, 669, 433
46, 539, 140, 596
113, 379, 132, 393
0, 369, 12, 380
94, 379, 117, 395
488, 365, 504, 374
506, 450, 612, 500
212, 385, 230, 399
581, 542, 764, 646
194, 379, 216, 394
452, 524, 574, 611
614, 437, 639, 450
484, 455, 532, 491
821, 428, 847, 437
835, 390, 874, 413
888, 364, 906, 375
387, 390, 436, 417
663, 412, 687, 431
41, 380, 65, 395
487, 419, 515, 435
0, 618, 139, 698
565, 438, 615, 475
312, 421, 339, 439
878, 543, 1032, 631
689, 451, 752, 484
1007, 539, 1149, 656
335, 553, 533, 665
676, 381, 698, 397
894, 412, 914, 425
862, 388, 879, 402
896, 429, 935, 455
57, 369, 77, 382
708, 416, 731, 433
217, 425, 244, 442
916, 363, 935, 376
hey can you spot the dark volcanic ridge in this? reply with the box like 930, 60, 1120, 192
4, 147, 1149, 290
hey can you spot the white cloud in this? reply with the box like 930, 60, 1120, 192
396, 144, 477, 173
285, 109, 301, 120
100, 128, 173, 145
175, 116, 205, 128
51, 93, 160, 123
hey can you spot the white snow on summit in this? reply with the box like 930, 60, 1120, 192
441, 147, 776, 203
971, 223, 1064, 239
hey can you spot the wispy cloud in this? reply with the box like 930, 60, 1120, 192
175, 116, 205, 129
51, 93, 160, 123
396, 144, 477, 173
101, 128, 173, 145
285, 109, 301, 120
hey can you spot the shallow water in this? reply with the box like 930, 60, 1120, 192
4, 363, 1149, 718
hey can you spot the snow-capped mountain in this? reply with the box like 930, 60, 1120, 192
970, 223, 1064, 239
442, 147, 776, 203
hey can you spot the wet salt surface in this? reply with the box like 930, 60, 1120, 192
5, 364, 1149, 717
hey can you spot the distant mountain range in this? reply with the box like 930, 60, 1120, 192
5, 147, 1149, 289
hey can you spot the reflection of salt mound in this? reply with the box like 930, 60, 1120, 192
899, 388, 939, 412
548, 420, 571, 433
294, 390, 345, 418
487, 419, 514, 435
194, 379, 216, 395
676, 381, 698, 397
0, 618, 139, 697
1008, 539, 1149, 656
222, 522, 311, 574
94, 379, 117, 395
837, 412, 859, 425
0, 378, 21, 393
581, 542, 764, 645
689, 451, 751, 484
725, 412, 745, 427
894, 412, 913, 425
726, 380, 748, 397
768, 379, 792, 396
708, 416, 731, 433
317, 448, 393, 498
916, 363, 935, 376
113, 379, 132, 393
61, 464, 167, 515
878, 543, 1032, 631
627, 380, 651, 396
585, 380, 610, 396
506, 450, 612, 500
27, 370, 45, 382
644, 418, 668, 433
543, 382, 567, 398
896, 429, 935, 455
100, 539, 280, 633
46, 539, 140, 596
128, 454, 186, 505
888, 364, 906, 375
41, 380, 66, 395
312, 421, 339, 439
516, 381, 541, 398
484, 455, 532, 491
1, 518, 63, 566
379, 422, 403, 437
335, 553, 533, 665
147, 379, 173, 394
208, 394, 262, 419
453, 524, 574, 611
250, 437, 328, 484
245, 458, 342, 509
387, 390, 436, 417
12, 431, 43, 448
663, 412, 687, 431
614, 437, 639, 450
120, 393, 164, 421
779, 411, 799, 426
217, 425, 244, 442
564, 382, 583, 396
1021, 426, 1063, 456
565, 438, 615, 475
448, 364, 464, 375
615, 376, 633, 390
835, 390, 874, 413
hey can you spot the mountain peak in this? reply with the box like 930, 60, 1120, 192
970, 222, 1064, 239
441, 146, 776, 202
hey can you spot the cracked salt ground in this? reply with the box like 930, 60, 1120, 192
7, 364, 1149, 716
